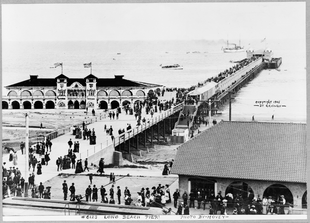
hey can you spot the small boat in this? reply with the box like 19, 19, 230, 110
223, 40, 245, 53
160, 64, 183, 70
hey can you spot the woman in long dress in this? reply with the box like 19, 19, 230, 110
37, 162, 42, 175
162, 164, 169, 175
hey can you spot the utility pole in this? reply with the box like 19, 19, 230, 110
229, 92, 232, 121
24, 113, 29, 197
208, 99, 212, 125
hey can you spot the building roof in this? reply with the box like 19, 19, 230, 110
6, 74, 161, 88
171, 121, 306, 183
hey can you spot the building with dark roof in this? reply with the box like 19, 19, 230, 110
171, 121, 307, 209
2, 73, 162, 110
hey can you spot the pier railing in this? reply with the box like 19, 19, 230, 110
75, 102, 184, 162
113, 102, 184, 148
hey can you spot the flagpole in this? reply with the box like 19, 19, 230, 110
61, 63, 63, 74
91, 63, 92, 74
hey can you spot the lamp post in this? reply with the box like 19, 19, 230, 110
24, 113, 29, 197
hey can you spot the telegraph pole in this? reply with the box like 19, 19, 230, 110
229, 92, 232, 121
208, 99, 212, 125
24, 113, 29, 197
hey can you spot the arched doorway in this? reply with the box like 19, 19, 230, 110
263, 184, 294, 205
2, 101, 8, 109
122, 100, 130, 107
80, 100, 86, 109
189, 178, 217, 201
111, 100, 120, 109
23, 101, 32, 109
46, 101, 55, 109
68, 100, 74, 109
225, 181, 254, 202
34, 101, 43, 109
12, 101, 20, 109
302, 191, 307, 208
99, 101, 108, 109
74, 101, 80, 109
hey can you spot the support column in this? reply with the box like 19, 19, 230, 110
151, 126, 153, 146
144, 130, 146, 147
157, 123, 160, 142
163, 120, 166, 142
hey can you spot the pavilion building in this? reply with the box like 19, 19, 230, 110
2, 74, 162, 110
171, 121, 307, 209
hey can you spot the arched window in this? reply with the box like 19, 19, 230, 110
45, 90, 56, 97
136, 90, 145, 97
109, 90, 120, 97
122, 90, 132, 97
21, 90, 32, 98
33, 90, 44, 97
97, 90, 108, 97
7, 91, 18, 97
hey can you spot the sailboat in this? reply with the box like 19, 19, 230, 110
223, 40, 245, 53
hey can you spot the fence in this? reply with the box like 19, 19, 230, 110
113, 103, 183, 148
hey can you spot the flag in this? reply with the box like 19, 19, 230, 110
261, 38, 266, 43
84, 62, 92, 68
54, 62, 63, 68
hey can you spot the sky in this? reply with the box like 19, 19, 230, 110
1, 2, 306, 41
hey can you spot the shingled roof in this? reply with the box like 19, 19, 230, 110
171, 121, 306, 183
6, 74, 161, 88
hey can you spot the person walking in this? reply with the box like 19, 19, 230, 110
117, 186, 121, 205
20, 142, 25, 155
69, 183, 76, 201
71, 154, 76, 169
44, 152, 50, 166
100, 185, 106, 203
97, 158, 104, 175
84, 158, 89, 172
37, 161, 42, 175
173, 189, 180, 208
68, 139, 73, 149
92, 185, 98, 202
38, 182, 44, 199
56, 157, 61, 171
110, 185, 114, 200
85, 185, 92, 202
182, 191, 188, 206
62, 180, 68, 200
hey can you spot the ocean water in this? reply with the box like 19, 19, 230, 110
2, 39, 306, 122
